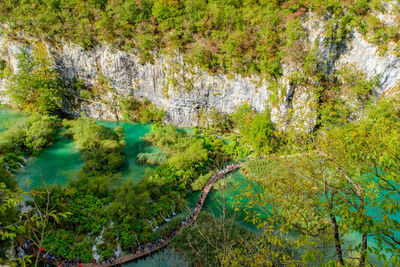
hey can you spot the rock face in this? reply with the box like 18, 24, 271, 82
0, 21, 399, 130
53, 45, 272, 126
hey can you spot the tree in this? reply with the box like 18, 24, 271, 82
25, 120, 57, 154
312, 98, 400, 265
25, 174, 70, 267
207, 107, 232, 133
238, 157, 336, 265
66, 117, 126, 174
235, 96, 400, 266
7, 43, 65, 115
0, 182, 25, 265
240, 111, 276, 154
174, 171, 258, 266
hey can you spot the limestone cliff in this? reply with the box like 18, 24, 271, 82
0, 17, 399, 130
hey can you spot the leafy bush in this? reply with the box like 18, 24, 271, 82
136, 151, 167, 165
65, 117, 126, 174
120, 96, 165, 123
191, 171, 213, 191
239, 111, 277, 155
0, 114, 59, 155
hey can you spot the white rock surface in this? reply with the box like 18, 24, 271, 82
0, 20, 399, 131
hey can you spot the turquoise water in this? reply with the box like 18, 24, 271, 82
201, 171, 247, 217
203, 171, 265, 230
0, 108, 26, 132
100, 121, 160, 184
16, 135, 84, 189
343, 182, 400, 263
15, 119, 158, 189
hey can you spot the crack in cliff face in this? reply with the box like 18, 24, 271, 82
0, 21, 399, 131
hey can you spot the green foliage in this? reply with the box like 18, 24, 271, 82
120, 96, 165, 123
25, 120, 57, 154
2, 153, 24, 174
136, 151, 167, 165
0, 114, 59, 155
230, 103, 255, 128
1, 0, 388, 78
35, 121, 213, 256
79, 90, 91, 100
145, 124, 209, 171
240, 111, 276, 155
107, 167, 187, 249
191, 171, 213, 191
316, 65, 379, 128
44, 230, 93, 261
172, 212, 258, 266
6, 43, 65, 115
65, 117, 126, 174
0, 59, 6, 72
206, 107, 232, 133
0, 182, 24, 262
168, 140, 208, 170
237, 96, 400, 265
338, 65, 379, 101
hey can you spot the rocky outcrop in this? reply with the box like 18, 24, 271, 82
0, 18, 399, 130
53, 45, 273, 126
335, 32, 400, 95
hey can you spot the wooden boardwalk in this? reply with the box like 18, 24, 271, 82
78, 163, 243, 267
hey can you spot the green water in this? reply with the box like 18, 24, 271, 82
183, 170, 261, 234
16, 135, 84, 189
100, 121, 160, 184
0, 108, 26, 132
15, 118, 158, 188
204, 171, 265, 230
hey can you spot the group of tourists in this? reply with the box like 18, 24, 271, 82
39, 248, 56, 263
208, 163, 238, 185
21, 239, 34, 254
20, 243, 57, 266
60, 258, 83, 267
91, 256, 119, 265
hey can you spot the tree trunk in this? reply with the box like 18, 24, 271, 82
329, 213, 344, 265
323, 174, 344, 265
359, 233, 368, 267
34, 248, 41, 267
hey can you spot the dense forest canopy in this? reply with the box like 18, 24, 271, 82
1, 0, 399, 77
1, 0, 400, 266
